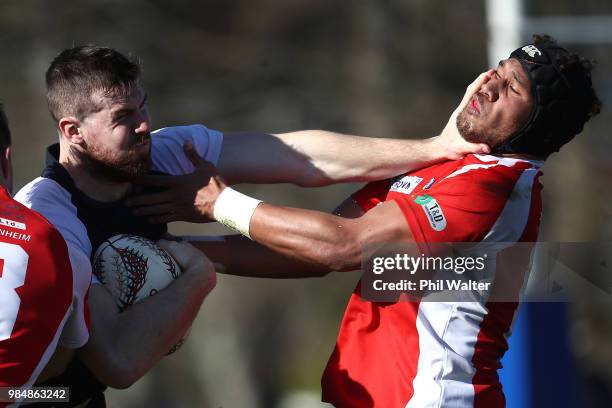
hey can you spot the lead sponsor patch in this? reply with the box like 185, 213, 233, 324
414, 194, 446, 231
390, 176, 423, 195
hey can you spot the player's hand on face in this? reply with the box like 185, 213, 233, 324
126, 141, 227, 223
158, 239, 216, 290
435, 70, 494, 160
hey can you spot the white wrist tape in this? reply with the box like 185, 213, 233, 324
213, 187, 262, 239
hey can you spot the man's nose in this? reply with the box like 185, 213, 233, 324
481, 80, 501, 102
135, 113, 151, 134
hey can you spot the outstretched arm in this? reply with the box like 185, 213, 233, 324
219, 130, 475, 187
247, 200, 411, 271
191, 178, 413, 273
217, 71, 492, 186
126, 71, 492, 223
191, 197, 364, 278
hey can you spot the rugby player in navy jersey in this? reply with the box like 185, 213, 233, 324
14, 44, 489, 406
0, 104, 205, 407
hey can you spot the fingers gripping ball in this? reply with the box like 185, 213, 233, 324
93, 234, 190, 354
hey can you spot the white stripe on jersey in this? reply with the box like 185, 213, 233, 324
14, 177, 91, 348
59, 247, 91, 348
406, 301, 485, 408
15, 177, 92, 256
479, 166, 541, 345
473, 154, 544, 168
406, 163, 539, 408
482, 167, 541, 243
442, 155, 543, 182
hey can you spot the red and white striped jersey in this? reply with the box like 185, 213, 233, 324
0, 186, 90, 405
322, 154, 544, 408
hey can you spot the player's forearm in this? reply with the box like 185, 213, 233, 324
274, 131, 443, 186
190, 235, 330, 278
82, 270, 213, 388
248, 204, 363, 272
114, 270, 211, 381
219, 130, 443, 187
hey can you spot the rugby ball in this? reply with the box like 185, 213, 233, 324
93, 234, 188, 354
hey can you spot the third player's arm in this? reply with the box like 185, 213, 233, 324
248, 200, 412, 271
195, 185, 413, 274
190, 197, 365, 278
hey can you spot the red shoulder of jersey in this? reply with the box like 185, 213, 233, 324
351, 155, 543, 250
351, 179, 392, 212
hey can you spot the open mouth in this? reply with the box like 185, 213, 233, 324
468, 93, 487, 116
469, 96, 481, 115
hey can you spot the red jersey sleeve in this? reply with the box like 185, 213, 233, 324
392, 165, 532, 249
351, 179, 392, 212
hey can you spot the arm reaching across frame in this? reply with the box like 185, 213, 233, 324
190, 197, 365, 279
218, 71, 493, 186
126, 71, 493, 224
188, 175, 413, 274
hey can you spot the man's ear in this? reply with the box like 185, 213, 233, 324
58, 117, 84, 145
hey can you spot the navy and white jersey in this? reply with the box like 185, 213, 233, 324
16, 124, 223, 272
13, 124, 223, 406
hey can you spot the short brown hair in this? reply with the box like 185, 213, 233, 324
46, 45, 141, 122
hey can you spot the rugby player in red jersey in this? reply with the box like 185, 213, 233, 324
0, 104, 89, 407
130, 35, 601, 407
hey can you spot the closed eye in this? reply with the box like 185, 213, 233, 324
113, 111, 132, 122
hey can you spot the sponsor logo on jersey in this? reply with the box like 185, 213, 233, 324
0, 217, 26, 230
1, 203, 25, 221
0, 201, 25, 221
422, 177, 435, 190
414, 194, 446, 231
0, 210, 25, 221
522, 45, 541, 58
0, 228, 31, 241
390, 176, 423, 195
